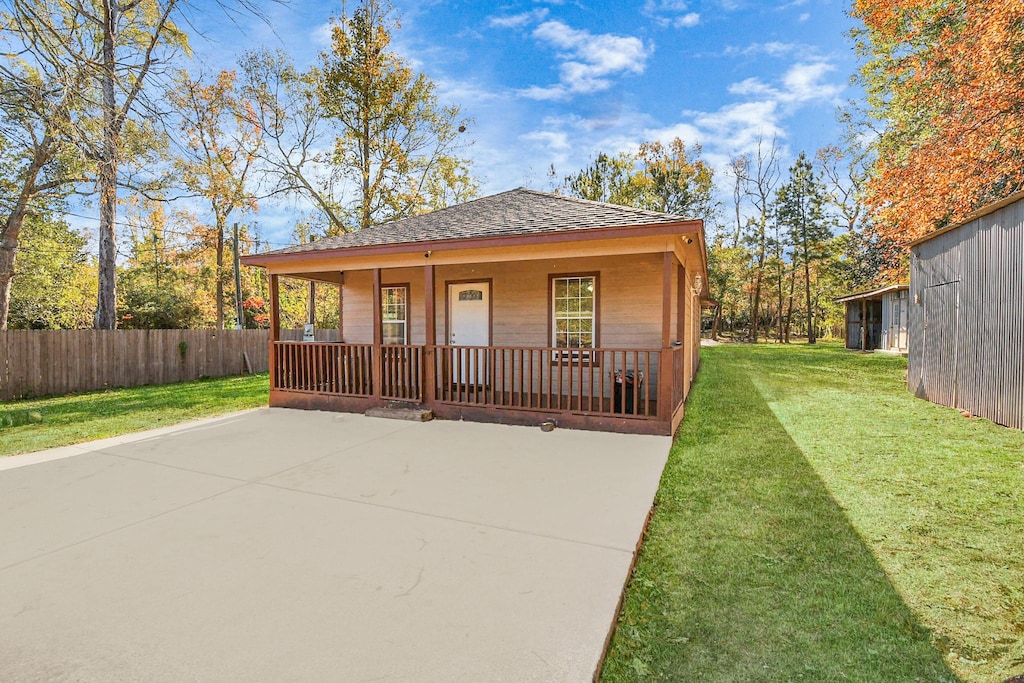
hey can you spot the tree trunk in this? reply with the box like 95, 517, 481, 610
0, 136, 53, 329
216, 217, 225, 329
95, 0, 120, 330
711, 304, 721, 340
785, 261, 796, 343
803, 219, 815, 344
776, 242, 784, 343
750, 218, 767, 342
804, 256, 814, 343
0, 213, 26, 330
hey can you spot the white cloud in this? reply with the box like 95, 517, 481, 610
520, 130, 571, 151
673, 13, 701, 27
798, 12, 810, 22
724, 41, 817, 58
522, 20, 651, 98
643, 0, 701, 28
311, 21, 333, 48
489, 8, 549, 29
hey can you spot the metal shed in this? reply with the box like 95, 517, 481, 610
835, 284, 909, 353
908, 189, 1024, 430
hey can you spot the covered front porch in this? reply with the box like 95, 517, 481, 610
265, 252, 699, 436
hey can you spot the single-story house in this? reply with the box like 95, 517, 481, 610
908, 188, 1024, 429
241, 188, 710, 436
835, 284, 910, 353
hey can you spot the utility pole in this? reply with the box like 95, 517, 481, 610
232, 222, 244, 329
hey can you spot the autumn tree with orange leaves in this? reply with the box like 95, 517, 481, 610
851, 0, 1024, 246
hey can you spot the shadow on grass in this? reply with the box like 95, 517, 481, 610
601, 348, 959, 682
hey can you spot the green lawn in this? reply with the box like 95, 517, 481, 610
602, 342, 1024, 683
0, 374, 270, 457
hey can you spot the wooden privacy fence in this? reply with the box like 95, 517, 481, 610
0, 329, 331, 401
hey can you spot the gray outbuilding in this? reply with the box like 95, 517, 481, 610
836, 284, 910, 353
908, 189, 1024, 430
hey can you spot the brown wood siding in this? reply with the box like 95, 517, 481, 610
340, 253, 666, 349
910, 194, 1024, 429
336, 253, 670, 401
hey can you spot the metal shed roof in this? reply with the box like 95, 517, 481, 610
834, 283, 909, 304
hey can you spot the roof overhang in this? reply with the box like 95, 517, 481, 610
241, 220, 702, 268
834, 283, 909, 304
908, 187, 1024, 248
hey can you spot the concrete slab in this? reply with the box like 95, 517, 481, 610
0, 410, 670, 682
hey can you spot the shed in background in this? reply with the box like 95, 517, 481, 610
835, 284, 909, 353
908, 189, 1024, 430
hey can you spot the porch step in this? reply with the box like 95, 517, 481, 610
365, 406, 434, 422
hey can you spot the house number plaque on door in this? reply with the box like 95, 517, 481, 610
459, 290, 483, 301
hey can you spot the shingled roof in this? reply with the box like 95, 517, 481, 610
263, 187, 691, 256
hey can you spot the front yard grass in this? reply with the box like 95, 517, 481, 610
0, 374, 269, 457
602, 342, 1024, 683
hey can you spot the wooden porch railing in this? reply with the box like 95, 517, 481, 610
272, 342, 677, 423
380, 345, 423, 402
435, 346, 661, 419
273, 342, 374, 396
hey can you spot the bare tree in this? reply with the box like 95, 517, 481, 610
736, 135, 780, 342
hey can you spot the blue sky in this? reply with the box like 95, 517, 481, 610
183, 0, 860, 246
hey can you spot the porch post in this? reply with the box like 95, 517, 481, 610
338, 272, 344, 341
678, 263, 690, 403
269, 273, 280, 389
659, 252, 674, 422
307, 281, 316, 327
676, 263, 686, 342
372, 268, 382, 398
423, 264, 436, 405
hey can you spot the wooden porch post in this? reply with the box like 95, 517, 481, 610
338, 272, 344, 341
423, 264, 436, 405
372, 268, 382, 398
676, 264, 686, 342
307, 281, 316, 327
678, 263, 690, 402
269, 274, 280, 389
659, 252, 675, 422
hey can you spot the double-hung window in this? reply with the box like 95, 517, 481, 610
552, 275, 597, 358
381, 285, 408, 345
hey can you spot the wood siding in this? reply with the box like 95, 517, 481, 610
334, 254, 673, 399
340, 254, 667, 348
909, 195, 1024, 429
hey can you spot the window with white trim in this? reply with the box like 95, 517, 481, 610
552, 275, 596, 349
381, 286, 407, 345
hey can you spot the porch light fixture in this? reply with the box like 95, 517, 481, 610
693, 274, 703, 292
424, 250, 432, 258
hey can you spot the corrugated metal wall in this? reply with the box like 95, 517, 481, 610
909, 196, 1024, 429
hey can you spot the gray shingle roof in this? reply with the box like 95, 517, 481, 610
266, 188, 690, 255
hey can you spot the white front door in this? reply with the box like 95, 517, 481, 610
448, 282, 490, 384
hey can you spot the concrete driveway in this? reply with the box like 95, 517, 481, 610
0, 409, 669, 682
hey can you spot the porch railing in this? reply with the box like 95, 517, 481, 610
380, 345, 423, 402
435, 346, 660, 419
273, 342, 374, 396
272, 342, 672, 421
